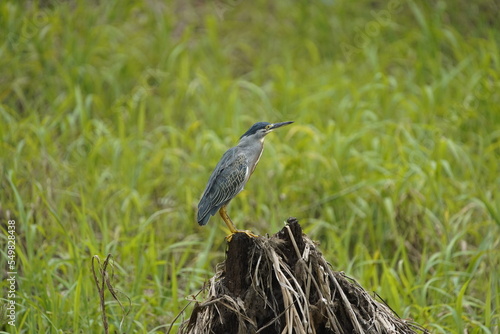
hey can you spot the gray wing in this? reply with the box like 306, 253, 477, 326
197, 147, 248, 225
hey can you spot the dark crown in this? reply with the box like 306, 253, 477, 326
240, 122, 270, 139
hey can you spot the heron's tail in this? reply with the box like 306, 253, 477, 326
197, 212, 211, 226
197, 202, 221, 226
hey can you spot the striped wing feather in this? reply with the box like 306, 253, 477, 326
197, 148, 248, 225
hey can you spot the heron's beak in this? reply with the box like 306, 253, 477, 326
269, 121, 294, 130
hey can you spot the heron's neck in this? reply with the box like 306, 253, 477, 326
237, 136, 265, 174
237, 136, 265, 156
238, 135, 265, 146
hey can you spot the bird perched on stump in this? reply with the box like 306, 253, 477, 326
197, 121, 293, 240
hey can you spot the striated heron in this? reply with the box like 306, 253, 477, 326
197, 121, 293, 239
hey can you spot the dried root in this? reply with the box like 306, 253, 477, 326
179, 218, 429, 334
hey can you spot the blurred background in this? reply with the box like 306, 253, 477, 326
1, 0, 499, 332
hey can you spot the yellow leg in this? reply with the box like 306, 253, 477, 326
218, 206, 258, 241
219, 206, 237, 233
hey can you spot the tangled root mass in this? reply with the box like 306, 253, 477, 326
180, 218, 429, 334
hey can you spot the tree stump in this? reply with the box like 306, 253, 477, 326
179, 218, 429, 334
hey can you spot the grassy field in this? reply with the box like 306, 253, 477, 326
1, 0, 499, 333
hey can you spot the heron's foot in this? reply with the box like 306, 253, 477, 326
225, 230, 259, 242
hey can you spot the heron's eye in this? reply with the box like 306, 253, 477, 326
265, 124, 271, 130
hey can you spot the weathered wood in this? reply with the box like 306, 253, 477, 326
180, 218, 429, 334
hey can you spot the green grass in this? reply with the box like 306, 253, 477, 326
1, 0, 499, 333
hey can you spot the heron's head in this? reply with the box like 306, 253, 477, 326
239, 121, 293, 141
